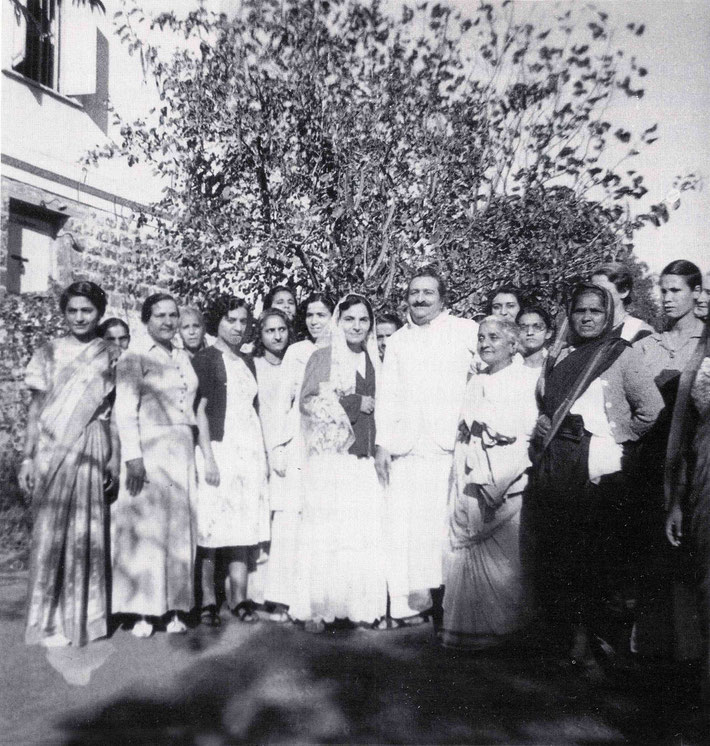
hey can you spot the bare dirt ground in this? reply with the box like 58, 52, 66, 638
0, 571, 706, 745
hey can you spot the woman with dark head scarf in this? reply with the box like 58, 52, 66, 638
529, 283, 663, 668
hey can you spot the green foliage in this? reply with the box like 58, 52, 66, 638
87, 0, 693, 315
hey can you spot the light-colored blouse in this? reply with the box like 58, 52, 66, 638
254, 355, 285, 453
273, 339, 316, 448
115, 338, 197, 462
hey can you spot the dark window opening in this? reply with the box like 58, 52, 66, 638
13, 0, 57, 89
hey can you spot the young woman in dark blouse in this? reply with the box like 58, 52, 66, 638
192, 296, 268, 625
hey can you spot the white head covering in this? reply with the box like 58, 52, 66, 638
317, 293, 381, 396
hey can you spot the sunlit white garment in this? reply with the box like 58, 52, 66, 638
195, 355, 269, 548
570, 377, 622, 484
376, 311, 478, 617
265, 340, 316, 607
376, 311, 479, 456
443, 358, 539, 648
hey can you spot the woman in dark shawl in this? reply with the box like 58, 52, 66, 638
665, 308, 710, 701
529, 283, 663, 668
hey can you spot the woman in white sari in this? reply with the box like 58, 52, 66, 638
290, 294, 387, 632
443, 316, 539, 649
267, 293, 334, 610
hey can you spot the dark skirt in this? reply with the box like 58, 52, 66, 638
530, 415, 628, 639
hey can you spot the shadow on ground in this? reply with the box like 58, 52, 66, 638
57, 623, 706, 745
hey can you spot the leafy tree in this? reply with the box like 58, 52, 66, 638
86, 0, 695, 317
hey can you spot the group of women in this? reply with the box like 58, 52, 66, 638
18, 260, 710, 696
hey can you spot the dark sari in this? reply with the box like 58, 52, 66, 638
530, 284, 629, 640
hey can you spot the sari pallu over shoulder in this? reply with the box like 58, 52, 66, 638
33, 339, 118, 497
536, 284, 629, 456
25, 338, 118, 646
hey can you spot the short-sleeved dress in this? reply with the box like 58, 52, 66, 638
194, 354, 269, 548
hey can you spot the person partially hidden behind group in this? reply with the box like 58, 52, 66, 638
517, 306, 554, 369
529, 282, 663, 669
21, 281, 119, 647
375, 312, 403, 360
98, 317, 131, 353
192, 296, 269, 626
442, 316, 539, 649
292, 294, 387, 632
112, 294, 199, 638
590, 262, 654, 344
263, 285, 298, 322
488, 285, 526, 322
179, 306, 207, 358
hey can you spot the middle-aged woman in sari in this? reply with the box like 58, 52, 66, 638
665, 305, 710, 702
290, 293, 386, 632
20, 281, 118, 647
633, 260, 705, 659
442, 316, 539, 650
112, 294, 198, 638
529, 283, 663, 667
268, 292, 335, 611
192, 296, 269, 626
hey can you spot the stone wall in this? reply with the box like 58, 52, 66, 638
0, 176, 173, 556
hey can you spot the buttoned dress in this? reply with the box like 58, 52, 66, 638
112, 338, 198, 617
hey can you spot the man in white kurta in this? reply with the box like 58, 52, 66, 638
375, 270, 478, 620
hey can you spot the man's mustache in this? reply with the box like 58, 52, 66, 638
412, 302, 432, 307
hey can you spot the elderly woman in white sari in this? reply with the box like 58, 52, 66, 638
290, 294, 387, 632
442, 316, 539, 649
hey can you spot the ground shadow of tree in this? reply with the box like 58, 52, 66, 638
58, 625, 705, 745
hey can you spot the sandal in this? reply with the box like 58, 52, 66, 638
230, 600, 258, 623
200, 605, 221, 628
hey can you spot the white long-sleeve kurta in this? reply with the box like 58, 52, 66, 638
376, 311, 479, 456
376, 311, 478, 618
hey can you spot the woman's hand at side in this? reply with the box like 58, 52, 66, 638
204, 454, 221, 487
665, 502, 683, 547
18, 459, 34, 495
360, 396, 375, 415
125, 458, 146, 496
532, 414, 551, 442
